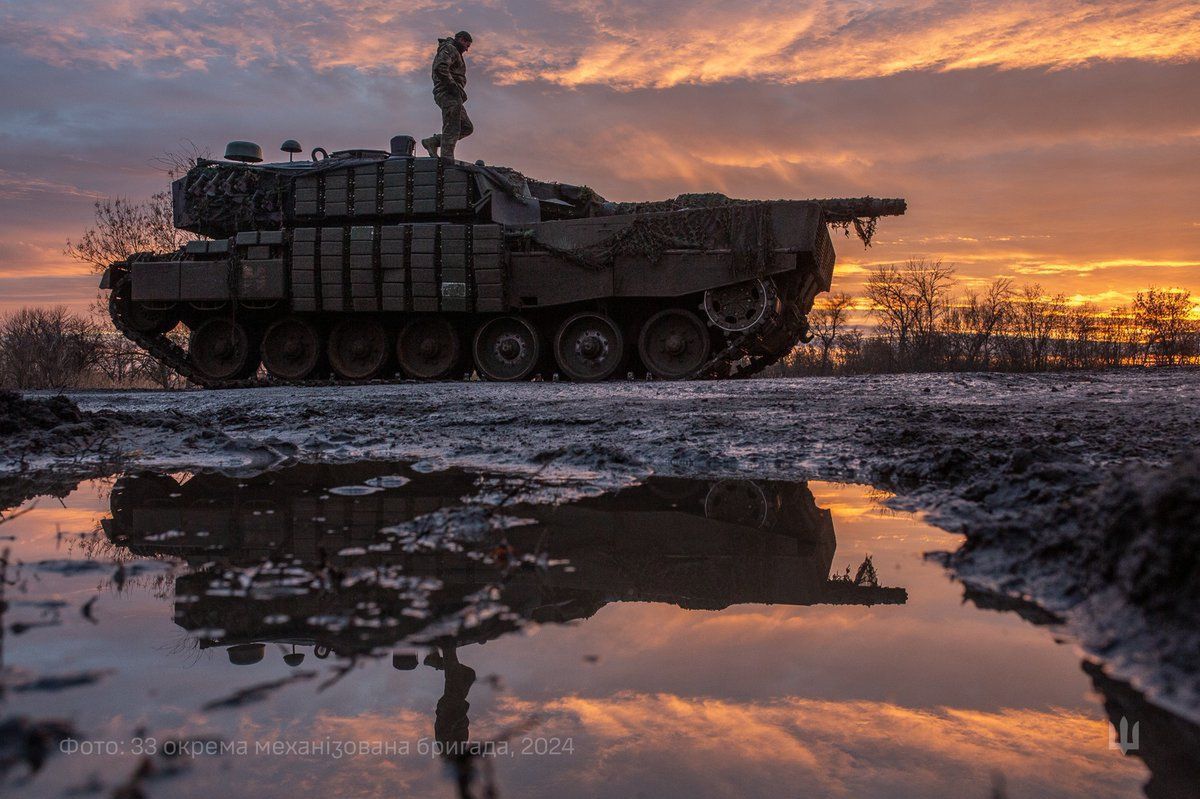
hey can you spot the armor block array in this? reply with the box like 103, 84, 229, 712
130, 231, 287, 303
292, 157, 475, 221
290, 223, 503, 313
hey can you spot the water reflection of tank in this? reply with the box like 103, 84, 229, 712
104, 465, 908, 775
103, 463, 480, 564
505, 476, 844, 612
103, 465, 906, 661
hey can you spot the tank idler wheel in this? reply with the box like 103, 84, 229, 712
704, 479, 770, 528
553, 312, 624, 382
262, 317, 323, 380
189, 318, 259, 381
703, 278, 774, 332
474, 316, 541, 381
638, 309, 711, 379
327, 318, 390, 380
397, 317, 461, 379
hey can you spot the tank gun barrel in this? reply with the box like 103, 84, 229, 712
814, 197, 907, 223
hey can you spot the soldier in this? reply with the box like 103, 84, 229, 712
421, 31, 474, 161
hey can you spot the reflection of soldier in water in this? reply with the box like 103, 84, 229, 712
426, 642, 476, 746
424, 642, 481, 797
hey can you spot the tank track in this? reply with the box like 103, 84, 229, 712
700, 303, 811, 381
109, 272, 806, 389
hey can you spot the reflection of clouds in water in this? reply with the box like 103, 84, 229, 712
808, 482, 906, 524
487, 693, 1143, 798
229, 709, 434, 795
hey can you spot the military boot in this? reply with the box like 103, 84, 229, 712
421, 136, 440, 157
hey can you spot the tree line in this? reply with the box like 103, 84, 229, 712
771, 260, 1198, 376
0, 305, 185, 390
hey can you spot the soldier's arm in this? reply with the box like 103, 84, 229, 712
433, 51, 453, 83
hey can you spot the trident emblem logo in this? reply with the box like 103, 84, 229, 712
1109, 716, 1139, 753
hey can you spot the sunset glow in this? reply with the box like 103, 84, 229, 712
1, 0, 1197, 312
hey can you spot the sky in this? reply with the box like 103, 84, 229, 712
0, 0, 1198, 314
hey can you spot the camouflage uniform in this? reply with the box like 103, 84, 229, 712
424, 37, 473, 160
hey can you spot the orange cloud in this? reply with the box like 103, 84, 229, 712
492, 1, 1200, 89
4, 1, 1198, 89
485, 692, 1144, 796
0, 169, 106, 202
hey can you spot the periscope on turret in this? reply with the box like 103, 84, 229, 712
100, 135, 905, 387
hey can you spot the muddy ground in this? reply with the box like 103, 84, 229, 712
4, 369, 1199, 722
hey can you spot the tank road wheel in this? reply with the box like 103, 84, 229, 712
397, 317, 461, 379
638, 309, 711, 379
553, 312, 624, 382
189, 318, 258, 381
703, 278, 774, 332
473, 316, 541, 381
262, 317, 322, 381
327, 318, 389, 380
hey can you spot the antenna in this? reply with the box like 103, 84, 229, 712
280, 139, 303, 163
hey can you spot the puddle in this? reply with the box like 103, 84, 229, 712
1, 464, 1194, 797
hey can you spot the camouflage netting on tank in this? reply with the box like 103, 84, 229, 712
608, 193, 888, 246
174, 163, 289, 238
542, 203, 777, 275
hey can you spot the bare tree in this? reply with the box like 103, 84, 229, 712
944, 278, 1013, 370
1059, 302, 1101, 368
864, 259, 955, 370
1134, 288, 1195, 365
864, 263, 915, 351
836, 328, 866, 373
1006, 284, 1066, 370
771, 273, 1193, 377
64, 193, 185, 274
1096, 307, 1138, 367
808, 292, 855, 373
0, 306, 106, 389
58, 143, 207, 390
908, 259, 956, 349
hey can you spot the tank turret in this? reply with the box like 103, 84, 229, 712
101, 135, 905, 386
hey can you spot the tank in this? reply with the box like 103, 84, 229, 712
100, 136, 906, 386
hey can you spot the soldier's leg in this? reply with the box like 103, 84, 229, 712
458, 106, 474, 141
440, 101, 463, 160
423, 94, 455, 157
